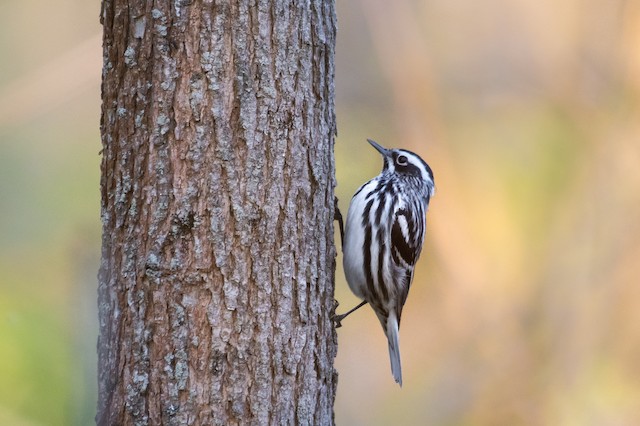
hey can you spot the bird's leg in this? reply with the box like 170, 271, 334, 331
334, 196, 344, 249
332, 195, 352, 328
332, 195, 364, 327
333, 300, 367, 328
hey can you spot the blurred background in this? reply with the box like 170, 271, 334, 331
1, 0, 639, 424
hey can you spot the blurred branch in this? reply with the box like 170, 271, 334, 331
359, 0, 489, 292
622, 0, 640, 95
0, 33, 101, 127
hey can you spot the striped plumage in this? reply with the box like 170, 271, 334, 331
342, 139, 435, 386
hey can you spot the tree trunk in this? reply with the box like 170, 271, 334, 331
97, 1, 338, 424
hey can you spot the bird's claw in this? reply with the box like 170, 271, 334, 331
331, 299, 344, 328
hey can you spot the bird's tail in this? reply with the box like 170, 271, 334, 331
386, 314, 402, 386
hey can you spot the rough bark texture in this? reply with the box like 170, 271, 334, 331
97, 1, 338, 425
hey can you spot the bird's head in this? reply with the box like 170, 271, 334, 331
368, 138, 435, 196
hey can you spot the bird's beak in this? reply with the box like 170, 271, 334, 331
367, 139, 389, 156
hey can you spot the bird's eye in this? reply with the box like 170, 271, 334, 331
396, 155, 408, 166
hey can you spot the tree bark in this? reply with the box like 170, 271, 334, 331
97, 1, 338, 424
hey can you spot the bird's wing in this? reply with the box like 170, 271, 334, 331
390, 206, 425, 323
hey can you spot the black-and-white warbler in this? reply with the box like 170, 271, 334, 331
336, 139, 435, 386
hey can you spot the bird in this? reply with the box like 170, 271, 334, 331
335, 138, 435, 386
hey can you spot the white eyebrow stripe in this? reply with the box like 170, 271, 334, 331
399, 150, 432, 182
